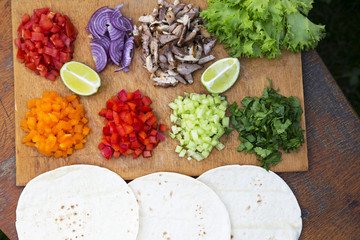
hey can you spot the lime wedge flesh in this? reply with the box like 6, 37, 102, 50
201, 58, 240, 94
60, 61, 101, 96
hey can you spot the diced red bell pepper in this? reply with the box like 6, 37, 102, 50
111, 133, 119, 145
101, 146, 114, 160
146, 115, 157, 126
142, 96, 152, 106
142, 150, 152, 158
98, 142, 105, 150
159, 124, 167, 132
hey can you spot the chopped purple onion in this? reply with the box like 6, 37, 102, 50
107, 24, 125, 41
121, 36, 134, 68
111, 11, 133, 32
109, 36, 125, 66
87, 4, 134, 73
90, 42, 108, 72
87, 7, 113, 38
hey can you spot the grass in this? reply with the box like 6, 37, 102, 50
309, 0, 360, 115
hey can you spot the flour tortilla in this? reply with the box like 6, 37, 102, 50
197, 165, 302, 240
16, 164, 139, 240
128, 172, 231, 240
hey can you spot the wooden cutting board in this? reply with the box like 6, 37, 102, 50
13, 0, 308, 186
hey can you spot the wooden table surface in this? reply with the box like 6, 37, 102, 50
1, 0, 360, 239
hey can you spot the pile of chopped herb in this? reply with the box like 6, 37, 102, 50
228, 79, 305, 170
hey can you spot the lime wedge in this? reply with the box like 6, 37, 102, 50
60, 61, 101, 96
201, 58, 240, 94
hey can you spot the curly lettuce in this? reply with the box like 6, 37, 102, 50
200, 0, 325, 59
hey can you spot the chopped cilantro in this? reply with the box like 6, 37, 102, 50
228, 79, 305, 170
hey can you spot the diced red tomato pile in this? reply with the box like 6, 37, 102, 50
98, 89, 166, 160
15, 8, 78, 81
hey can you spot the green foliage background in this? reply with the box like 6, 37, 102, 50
0, 230, 9, 240
309, 0, 360, 115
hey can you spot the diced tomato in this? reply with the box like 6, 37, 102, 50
33, 8, 50, 17
52, 57, 63, 70
16, 49, 25, 63
43, 54, 51, 65
15, 8, 77, 80
23, 16, 39, 30
58, 51, 70, 64
32, 55, 42, 66
21, 13, 30, 24
65, 19, 76, 37
25, 62, 36, 71
49, 69, 59, 77
50, 24, 61, 33
22, 29, 32, 39
14, 38, 22, 48
25, 39, 35, 51
56, 15, 66, 27
40, 69, 48, 78
47, 11, 56, 20
31, 32, 44, 41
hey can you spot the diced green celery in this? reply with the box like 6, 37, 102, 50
201, 151, 210, 158
196, 145, 204, 152
175, 145, 183, 153
191, 130, 199, 142
187, 141, 196, 151
211, 139, 218, 146
171, 125, 179, 134
169, 92, 229, 161
179, 149, 186, 157
202, 136, 211, 143
169, 132, 176, 139
215, 142, 225, 151
222, 117, 230, 127
214, 95, 221, 104
187, 149, 195, 157
193, 152, 204, 161
170, 114, 177, 123
169, 102, 178, 110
